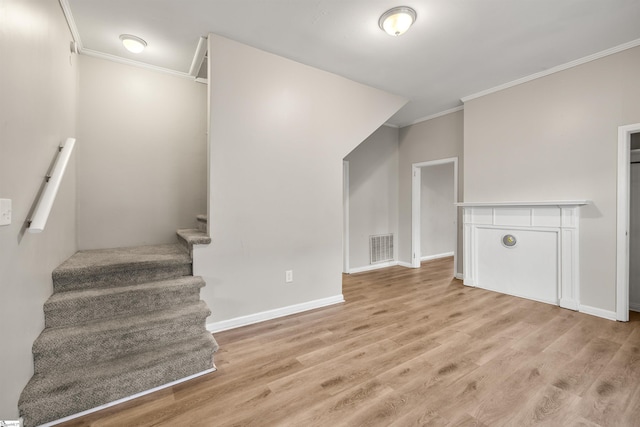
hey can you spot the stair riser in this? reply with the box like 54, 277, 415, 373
177, 237, 192, 257
33, 311, 210, 374
21, 336, 217, 427
53, 264, 192, 292
44, 284, 204, 328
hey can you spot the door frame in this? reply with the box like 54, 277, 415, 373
617, 123, 640, 321
343, 160, 350, 274
411, 157, 458, 272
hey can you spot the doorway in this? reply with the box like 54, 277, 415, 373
616, 123, 640, 321
411, 158, 458, 275
629, 133, 640, 312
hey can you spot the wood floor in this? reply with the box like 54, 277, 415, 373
60, 257, 640, 426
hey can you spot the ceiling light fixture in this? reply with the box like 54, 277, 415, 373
379, 6, 417, 36
119, 34, 147, 53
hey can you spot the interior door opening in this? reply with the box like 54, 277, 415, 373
617, 123, 640, 322
629, 132, 640, 313
411, 158, 459, 277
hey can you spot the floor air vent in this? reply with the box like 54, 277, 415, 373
370, 234, 394, 264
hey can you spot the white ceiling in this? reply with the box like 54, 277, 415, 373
65, 0, 640, 127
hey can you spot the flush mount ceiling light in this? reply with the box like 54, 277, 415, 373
119, 34, 147, 53
379, 6, 417, 36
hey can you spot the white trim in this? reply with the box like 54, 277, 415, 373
579, 304, 617, 321
456, 200, 588, 207
462, 38, 640, 103
343, 160, 350, 274
617, 123, 640, 321
349, 261, 398, 274
39, 368, 215, 427
348, 257, 461, 274
79, 48, 195, 80
58, 0, 82, 47
404, 106, 464, 127
58, 0, 200, 80
630, 302, 640, 313
411, 157, 459, 274
462, 205, 581, 310
382, 122, 400, 129
412, 165, 421, 268
207, 295, 345, 333
420, 252, 454, 262
189, 36, 208, 77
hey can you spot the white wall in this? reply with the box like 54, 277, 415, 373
0, 0, 78, 418
77, 55, 207, 250
344, 126, 399, 270
398, 110, 464, 274
464, 46, 640, 314
420, 162, 455, 258
196, 34, 406, 325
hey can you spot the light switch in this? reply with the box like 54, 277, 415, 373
0, 199, 12, 226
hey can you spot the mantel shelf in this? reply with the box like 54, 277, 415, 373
456, 200, 589, 208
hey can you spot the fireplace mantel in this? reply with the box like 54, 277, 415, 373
456, 200, 588, 207
459, 201, 588, 311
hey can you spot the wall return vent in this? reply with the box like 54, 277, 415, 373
370, 234, 394, 264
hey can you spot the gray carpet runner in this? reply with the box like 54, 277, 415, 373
19, 240, 217, 427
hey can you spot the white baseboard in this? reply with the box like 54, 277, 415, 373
348, 261, 398, 274
629, 302, 640, 313
40, 368, 216, 427
559, 298, 579, 311
455, 272, 464, 280
207, 294, 345, 333
579, 304, 617, 321
420, 252, 454, 261
398, 261, 414, 268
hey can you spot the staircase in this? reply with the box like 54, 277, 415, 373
19, 227, 217, 427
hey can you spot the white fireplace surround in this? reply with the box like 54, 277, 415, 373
458, 201, 588, 311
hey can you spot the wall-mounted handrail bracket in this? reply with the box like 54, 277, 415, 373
27, 137, 76, 233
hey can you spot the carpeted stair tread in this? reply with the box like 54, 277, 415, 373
33, 301, 211, 373
20, 332, 218, 427
44, 276, 206, 328
176, 228, 211, 245
177, 228, 211, 256
53, 244, 192, 292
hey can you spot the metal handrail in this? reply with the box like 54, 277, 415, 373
27, 137, 76, 233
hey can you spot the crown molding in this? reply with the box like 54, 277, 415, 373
59, 0, 197, 81
402, 105, 464, 128
79, 48, 195, 80
189, 36, 208, 77
58, 0, 82, 48
462, 37, 640, 103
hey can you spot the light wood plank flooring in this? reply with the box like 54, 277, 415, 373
60, 257, 640, 426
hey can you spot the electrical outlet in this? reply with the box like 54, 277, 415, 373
0, 199, 11, 226
285, 270, 293, 283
